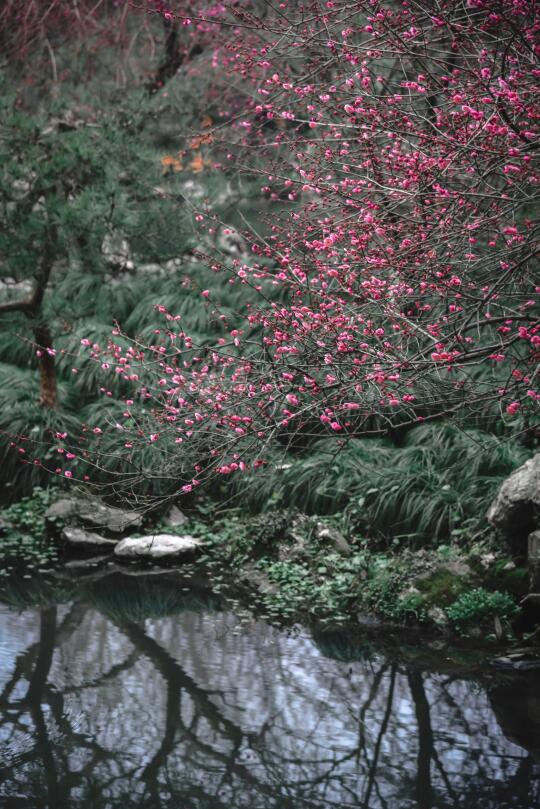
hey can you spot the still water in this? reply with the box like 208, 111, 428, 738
0, 570, 538, 809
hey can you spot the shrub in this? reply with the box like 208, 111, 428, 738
446, 588, 519, 632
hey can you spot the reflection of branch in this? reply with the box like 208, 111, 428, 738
140, 655, 181, 801
361, 664, 396, 808
430, 744, 458, 806
438, 679, 475, 739
116, 618, 244, 739
356, 662, 389, 763
24, 608, 67, 808
407, 670, 460, 807
62, 650, 139, 694
1, 599, 86, 705
408, 670, 433, 809
0, 643, 39, 704
25, 608, 56, 702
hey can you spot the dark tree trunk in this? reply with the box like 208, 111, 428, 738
408, 670, 434, 809
147, 20, 202, 94
0, 225, 58, 408
33, 321, 58, 409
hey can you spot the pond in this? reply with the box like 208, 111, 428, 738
0, 569, 539, 808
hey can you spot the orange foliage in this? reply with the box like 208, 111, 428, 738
160, 154, 183, 174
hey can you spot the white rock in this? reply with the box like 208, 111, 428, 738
114, 533, 203, 561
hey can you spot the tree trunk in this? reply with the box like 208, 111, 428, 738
147, 20, 202, 94
33, 321, 57, 409
0, 225, 58, 409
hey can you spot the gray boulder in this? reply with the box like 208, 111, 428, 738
165, 505, 187, 527
316, 523, 352, 556
77, 502, 143, 534
45, 497, 143, 535
487, 453, 540, 539
114, 533, 203, 561
61, 527, 118, 550
45, 498, 77, 523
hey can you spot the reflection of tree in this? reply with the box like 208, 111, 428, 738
0, 589, 539, 808
1, 600, 369, 807
116, 617, 244, 806
25, 608, 63, 809
0, 607, 65, 807
0, 603, 119, 805
115, 617, 375, 808
408, 670, 433, 809
360, 664, 396, 808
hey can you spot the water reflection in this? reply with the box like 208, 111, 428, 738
0, 572, 538, 808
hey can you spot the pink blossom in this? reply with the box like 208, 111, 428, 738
506, 402, 520, 416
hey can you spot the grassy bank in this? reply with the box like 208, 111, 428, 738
0, 420, 535, 643
179, 507, 526, 640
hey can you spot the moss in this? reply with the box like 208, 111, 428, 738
484, 560, 529, 597
415, 569, 471, 607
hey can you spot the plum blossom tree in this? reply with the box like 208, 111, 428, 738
11, 0, 540, 495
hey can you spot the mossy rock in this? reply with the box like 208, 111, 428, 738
483, 560, 529, 597
415, 568, 471, 608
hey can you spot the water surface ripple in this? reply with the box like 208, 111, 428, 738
0, 572, 538, 808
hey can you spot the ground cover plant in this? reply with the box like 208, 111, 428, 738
154, 503, 526, 636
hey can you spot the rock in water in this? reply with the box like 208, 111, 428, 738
487, 452, 540, 539
114, 534, 203, 561
62, 527, 118, 549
